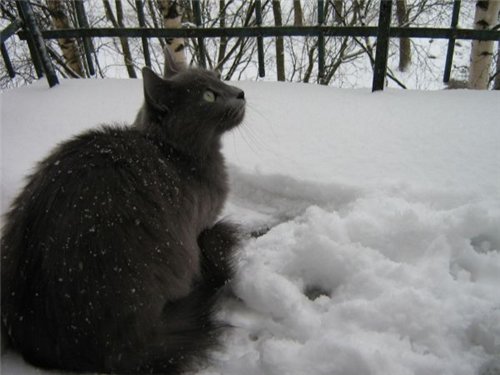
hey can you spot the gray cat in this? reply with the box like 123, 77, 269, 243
1, 51, 245, 374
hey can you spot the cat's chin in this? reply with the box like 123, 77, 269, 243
221, 105, 245, 132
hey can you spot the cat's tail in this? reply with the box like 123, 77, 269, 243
103, 286, 221, 374
1, 321, 11, 354
110, 220, 240, 374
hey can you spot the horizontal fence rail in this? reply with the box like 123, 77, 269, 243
16, 26, 500, 41
2, 0, 500, 91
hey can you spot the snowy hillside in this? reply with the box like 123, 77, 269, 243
1, 79, 500, 375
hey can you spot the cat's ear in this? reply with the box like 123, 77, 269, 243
163, 47, 186, 78
142, 67, 174, 113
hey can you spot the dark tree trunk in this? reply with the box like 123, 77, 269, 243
293, 0, 303, 26
272, 0, 285, 81
396, 0, 411, 72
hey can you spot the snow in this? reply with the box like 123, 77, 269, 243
1, 78, 500, 375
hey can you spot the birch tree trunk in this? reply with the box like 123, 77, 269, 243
158, 0, 187, 70
468, 0, 500, 89
272, 0, 285, 81
494, 42, 500, 90
396, 0, 411, 72
46, 0, 84, 77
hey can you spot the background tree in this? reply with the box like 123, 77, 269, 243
46, 0, 84, 77
197, 0, 261, 80
272, 0, 285, 81
494, 43, 500, 90
103, 0, 137, 78
217, 0, 228, 69
0, 0, 495, 90
333, 0, 343, 24
293, 0, 303, 26
468, 0, 500, 89
396, 0, 411, 72
1, 0, 97, 85
158, 0, 187, 70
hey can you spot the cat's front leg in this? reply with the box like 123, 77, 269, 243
197, 220, 240, 289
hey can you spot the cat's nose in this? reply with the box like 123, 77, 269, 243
237, 90, 245, 100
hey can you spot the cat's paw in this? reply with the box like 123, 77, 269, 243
198, 220, 240, 288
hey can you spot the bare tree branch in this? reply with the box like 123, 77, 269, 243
103, 0, 137, 78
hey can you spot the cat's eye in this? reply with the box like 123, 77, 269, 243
203, 90, 216, 103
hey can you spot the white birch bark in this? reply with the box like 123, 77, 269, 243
494, 41, 500, 90
46, 0, 84, 77
468, 0, 500, 89
158, 0, 187, 73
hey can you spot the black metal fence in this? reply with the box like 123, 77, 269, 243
1, 0, 500, 91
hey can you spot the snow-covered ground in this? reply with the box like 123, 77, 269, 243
1, 79, 500, 375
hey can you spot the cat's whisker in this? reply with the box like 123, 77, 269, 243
235, 123, 268, 157
246, 102, 272, 125
244, 102, 281, 143
240, 121, 268, 151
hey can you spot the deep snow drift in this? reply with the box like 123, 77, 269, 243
1, 79, 500, 375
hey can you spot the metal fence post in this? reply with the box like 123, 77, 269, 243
16, 0, 59, 87
74, 0, 96, 76
318, 0, 325, 84
443, 0, 461, 83
192, 0, 206, 68
4, 1, 500, 89
1, 43, 15, 78
372, 0, 392, 92
15, 2, 43, 79
255, 0, 266, 78
1, 18, 23, 78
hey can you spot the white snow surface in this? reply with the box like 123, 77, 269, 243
1, 79, 500, 375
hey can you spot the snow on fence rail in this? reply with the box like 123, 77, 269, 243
1, 0, 499, 91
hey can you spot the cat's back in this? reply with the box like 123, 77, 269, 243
2, 125, 182, 261
2, 123, 181, 280
41, 125, 173, 183
15, 125, 179, 212
1, 125, 188, 368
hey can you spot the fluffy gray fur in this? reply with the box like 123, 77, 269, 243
1, 51, 245, 374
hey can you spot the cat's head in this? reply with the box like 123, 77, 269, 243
138, 50, 246, 157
